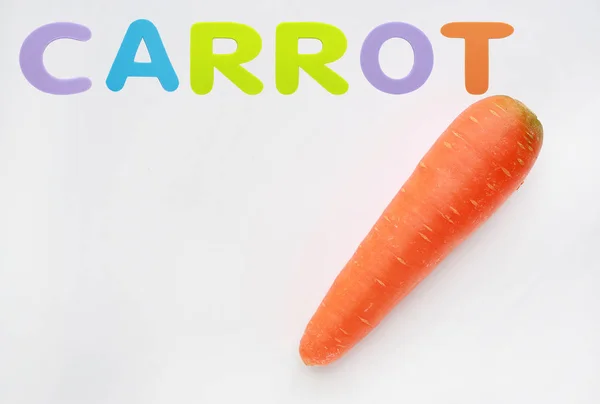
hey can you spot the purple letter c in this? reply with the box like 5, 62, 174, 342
360, 22, 434, 94
19, 22, 92, 95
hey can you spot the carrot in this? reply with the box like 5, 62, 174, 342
299, 95, 543, 366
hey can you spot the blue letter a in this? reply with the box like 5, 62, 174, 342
106, 19, 179, 92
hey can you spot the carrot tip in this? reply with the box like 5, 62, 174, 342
300, 356, 317, 366
299, 334, 338, 366
299, 343, 322, 366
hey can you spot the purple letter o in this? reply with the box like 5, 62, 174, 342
360, 22, 434, 94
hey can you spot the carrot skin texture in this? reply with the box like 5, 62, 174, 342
299, 95, 543, 366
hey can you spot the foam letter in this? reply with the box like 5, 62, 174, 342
360, 22, 434, 95
275, 23, 348, 95
19, 22, 92, 95
106, 19, 179, 92
441, 22, 514, 95
190, 23, 263, 95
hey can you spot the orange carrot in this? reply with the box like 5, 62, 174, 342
299, 95, 543, 366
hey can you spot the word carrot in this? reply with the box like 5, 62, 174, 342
299, 95, 543, 366
19, 20, 513, 95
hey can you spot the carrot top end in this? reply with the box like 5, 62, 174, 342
509, 96, 544, 143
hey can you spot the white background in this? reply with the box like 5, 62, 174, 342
1, 0, 599, 403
